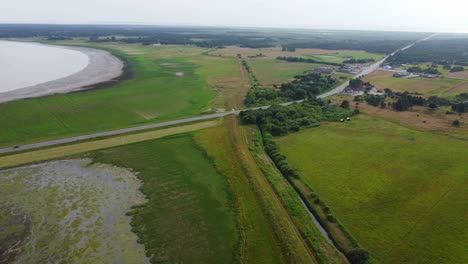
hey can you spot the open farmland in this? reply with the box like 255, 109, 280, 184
275, 115, 468, 263
363, 70, 468, 96
88, 134, 238, 263
0, 43, 243, 148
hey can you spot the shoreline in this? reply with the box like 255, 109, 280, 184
0, 43, 124, 104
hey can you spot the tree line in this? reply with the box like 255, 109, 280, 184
386, 39, 468, 66
276, 56, 342, 66
343, 58, 375, 64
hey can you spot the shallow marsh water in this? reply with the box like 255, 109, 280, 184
0, 159, 149, 263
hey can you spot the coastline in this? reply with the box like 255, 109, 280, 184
0, 43, 124, 104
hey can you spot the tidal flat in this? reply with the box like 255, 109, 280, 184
0, 159, 149, 263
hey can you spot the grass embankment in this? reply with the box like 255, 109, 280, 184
0, 43, 241, 148
194, 117, 318, 263
0, 120, 219, 168
88, 134, 238, 263
363, 70, 468, 97
276, 114, 468, 263
244, 125, 348, 263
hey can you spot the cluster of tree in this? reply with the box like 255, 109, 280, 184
240, 100, 352, 136
282, 46, 296, 52
386, 39, 468, 66
349, 78, 371, 89
356, 88, 467, 113
392, 93, 426, 111
407, 66, 440, 75
245, 73, 338, 106
276, 56, 342, 66
450, 66, 465, 72
240, 58, 259, 87
343, 58, 375, 64
357, 94, 387, 108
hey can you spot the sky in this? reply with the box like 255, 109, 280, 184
1, 0, 468, 33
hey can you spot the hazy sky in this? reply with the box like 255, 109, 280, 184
2, 0, 468, 33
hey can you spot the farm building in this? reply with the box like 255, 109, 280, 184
315, 67, 334, 74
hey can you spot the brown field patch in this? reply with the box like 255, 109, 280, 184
445, 70, 468, 80
360, 104, 468, 137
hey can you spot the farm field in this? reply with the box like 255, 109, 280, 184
209, 46, 383, 60
363, 70, 468, 96
0, 43, 243, 148
209, 46, 380, 86
248, 59, 323, 85
275, 114, 468, 263
88, 134, 239, 263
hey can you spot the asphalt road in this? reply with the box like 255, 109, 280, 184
0, 35, 435, 155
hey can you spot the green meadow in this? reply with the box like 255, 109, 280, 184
276, 114, 468, 263
0, 44, 239, 147
88, 134, 238, 263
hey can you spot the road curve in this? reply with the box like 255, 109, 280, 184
0, 35, 435, 155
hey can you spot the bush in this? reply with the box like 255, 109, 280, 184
314, 198, 321, 204
326, 214, 336, 222
452, 120, 460, 127
340, 100, 350, 109
346, 248, 370, 264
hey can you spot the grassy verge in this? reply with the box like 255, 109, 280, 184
87, 134, 239, 263
276, 114, 468, 263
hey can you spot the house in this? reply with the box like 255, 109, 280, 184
315, 67, 334, 74
393, 72, 410, 78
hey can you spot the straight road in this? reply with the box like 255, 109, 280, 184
318, 34, 437, 99
0, 35, 435, 155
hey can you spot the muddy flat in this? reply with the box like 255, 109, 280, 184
0, 159, 149, 263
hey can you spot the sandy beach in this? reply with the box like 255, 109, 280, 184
0, 44, 123, 104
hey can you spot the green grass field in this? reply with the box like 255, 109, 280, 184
248, 59, 318, 85
275, 115, 468, 263
0, 43, 240, 147
88, 134, 238, 263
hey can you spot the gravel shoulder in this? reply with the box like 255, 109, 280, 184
0, 45, 123, 104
